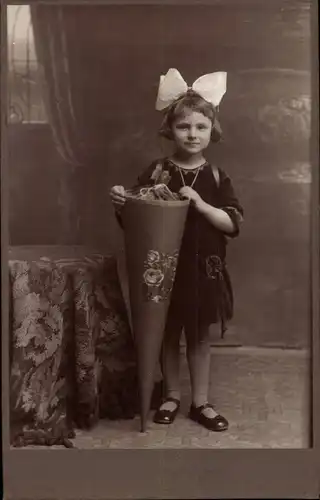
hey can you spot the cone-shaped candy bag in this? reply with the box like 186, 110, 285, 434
122, 185, 189, 431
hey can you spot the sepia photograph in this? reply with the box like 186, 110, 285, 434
4, 0, 314, 456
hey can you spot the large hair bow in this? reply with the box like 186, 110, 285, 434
155, 68, 227, 111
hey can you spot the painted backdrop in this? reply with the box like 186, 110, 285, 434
8, 1, 312, 347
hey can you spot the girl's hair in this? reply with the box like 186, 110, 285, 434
159, 90, 223, 143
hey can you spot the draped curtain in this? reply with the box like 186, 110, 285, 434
30, 5, 85, 166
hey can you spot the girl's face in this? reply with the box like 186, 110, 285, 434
171, 108, 212, 156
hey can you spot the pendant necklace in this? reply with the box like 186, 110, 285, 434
177, 165, 201, 189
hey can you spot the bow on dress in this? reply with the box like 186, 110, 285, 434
155, 68, 227, 111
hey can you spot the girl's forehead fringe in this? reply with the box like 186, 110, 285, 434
165, 94, 216, 119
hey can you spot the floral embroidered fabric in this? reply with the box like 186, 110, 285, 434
143, 250, 179, 303
9, 246, 137, 447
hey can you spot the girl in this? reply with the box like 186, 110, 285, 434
110, 69, 243, 432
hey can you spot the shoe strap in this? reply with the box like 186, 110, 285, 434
193, 402, 214, 412
164, 397, 180, 405
202, 402, 214, 410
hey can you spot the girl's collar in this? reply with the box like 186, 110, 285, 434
166, 157, 208, 172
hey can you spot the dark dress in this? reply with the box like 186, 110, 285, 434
120, 158, 244, 336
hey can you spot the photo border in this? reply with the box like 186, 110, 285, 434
2, 0, 319, 498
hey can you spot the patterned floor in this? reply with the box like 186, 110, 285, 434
72, 347, 310, 449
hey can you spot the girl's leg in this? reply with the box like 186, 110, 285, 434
185, 322, 211, 405
157, 312, 183, 412
185, 322, 228, 431
154, 307, 182, 414
185, 322, 219, 418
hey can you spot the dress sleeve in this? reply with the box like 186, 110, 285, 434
115, 160, 161, 229
218, 170, 244, 238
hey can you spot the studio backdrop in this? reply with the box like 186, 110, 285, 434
8, 1, 311, 349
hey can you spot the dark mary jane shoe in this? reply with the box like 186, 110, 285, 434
189, 403, 229, 432
153, 397, 180, 425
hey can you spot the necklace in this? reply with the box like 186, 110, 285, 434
177, 165, 201, 189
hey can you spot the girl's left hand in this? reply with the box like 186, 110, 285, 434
179, 186, 204, 210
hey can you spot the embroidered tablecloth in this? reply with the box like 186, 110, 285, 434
9, 246, 138, 447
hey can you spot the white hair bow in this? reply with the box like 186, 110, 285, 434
155, 68, 227, 111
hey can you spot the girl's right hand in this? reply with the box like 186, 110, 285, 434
110, 185, 126, 210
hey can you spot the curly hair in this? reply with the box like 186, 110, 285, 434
159, 90, 223, 143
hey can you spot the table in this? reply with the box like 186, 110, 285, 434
9, 246, 138, 447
